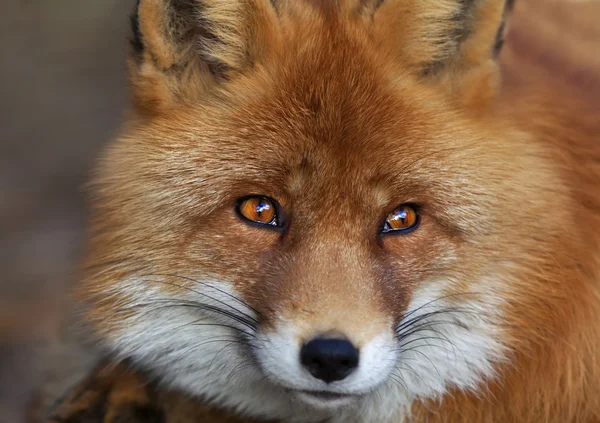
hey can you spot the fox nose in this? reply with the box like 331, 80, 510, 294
300, 338, 359, 383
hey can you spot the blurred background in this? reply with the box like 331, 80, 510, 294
1, 0, 599, 422
1, 1, 134, 421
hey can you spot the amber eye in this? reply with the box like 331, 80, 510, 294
382, 204, 420, 234
236, 196, 281, 228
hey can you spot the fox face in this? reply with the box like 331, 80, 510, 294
79, 0, 600, 422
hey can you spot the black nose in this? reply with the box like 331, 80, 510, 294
300, 338, 359, 383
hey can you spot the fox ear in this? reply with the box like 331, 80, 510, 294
128, 0, 280, 112
371, 0, 513, 108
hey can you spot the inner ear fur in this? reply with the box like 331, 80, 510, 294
128, 0, 281, 112
370, 0, 513, 109
371, 0, 512, 73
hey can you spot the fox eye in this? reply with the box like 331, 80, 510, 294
382, 204, 420, 234
236, 196, 281, 228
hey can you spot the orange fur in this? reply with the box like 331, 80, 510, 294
69, 0, 600, 422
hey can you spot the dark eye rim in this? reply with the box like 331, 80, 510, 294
380, 203, 421, 235
234, 195, 285, 230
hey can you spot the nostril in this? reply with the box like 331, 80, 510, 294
300, 338, 359, 383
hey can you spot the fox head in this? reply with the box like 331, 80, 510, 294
78, 0, 597, 421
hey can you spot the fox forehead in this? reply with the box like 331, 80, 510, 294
125, 4, 509, 216
135, 69, 499, 237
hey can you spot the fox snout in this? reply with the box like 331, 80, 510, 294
253, 289, 398, 408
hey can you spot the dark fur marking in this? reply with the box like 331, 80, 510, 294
208, 61, 231, 80
170, 0, 200, 40
112, 404, 166, 423
493, 0, 514, 56
450, 0, 478, 45
269, 0, 280, 14
56, 389, 109, 423
493, 20, 506, 56
130, 0, 143, 61
420, 61, 445, 78
505, 0, 515, 13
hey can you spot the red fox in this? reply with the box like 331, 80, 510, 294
46, 0, 600, 422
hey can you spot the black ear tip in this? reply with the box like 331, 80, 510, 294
493, 0, 515, 56
130, 0, 144, 59
505, 0, 515, 13
493, 21, 506, 56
